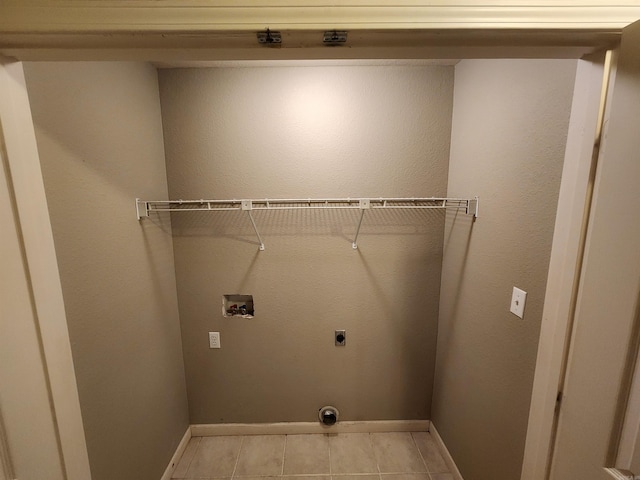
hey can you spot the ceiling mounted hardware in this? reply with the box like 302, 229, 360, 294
323, 30, 348, 46
257, 28, 282, 46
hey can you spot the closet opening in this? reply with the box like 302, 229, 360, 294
1, 37, 612, 480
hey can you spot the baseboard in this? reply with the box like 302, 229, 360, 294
428, 422, 464, 480
191, 420, 430, 437
160, 426, 192, 480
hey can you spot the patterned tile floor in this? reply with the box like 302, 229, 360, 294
172, 432, 453, 480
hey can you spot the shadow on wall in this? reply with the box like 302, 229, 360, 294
161, 207, 447, 248
139, 217, 182, 317
431, 208, 476, 418
438, 208, 475, 353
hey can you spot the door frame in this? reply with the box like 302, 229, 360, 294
0, 15, 636, 480
0, 408, 12, 480
0, 57, 91, 480
520, 51, 612, 480
0, 54, 605, 480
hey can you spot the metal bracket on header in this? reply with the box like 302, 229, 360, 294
323, 30, 348, 46
257, 28, 282, 46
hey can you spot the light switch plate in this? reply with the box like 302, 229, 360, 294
510, 287, 527, 319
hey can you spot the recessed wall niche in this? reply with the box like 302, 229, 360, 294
223, 294, 255, 318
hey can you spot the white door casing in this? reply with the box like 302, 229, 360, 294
0, 57, 91, 480
520, 49, 609, 480
545, 18, 640, 480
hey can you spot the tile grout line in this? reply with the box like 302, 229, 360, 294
281, 434, 287, 476
373, 471, 436, 475
285, 475, 338, 478
327, 433, 332, 478
180, 436, 201, 479
230, 435, 245, 480
411, 432, 431, 472
368, 433, 383, 480
237, 474, 380, 478
332, 475, 387, 477
410, 432, 433, 480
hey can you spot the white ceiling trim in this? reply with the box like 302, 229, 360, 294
1, 2, 638, 60
152, 59, 461, 68
1, 4, 640, 32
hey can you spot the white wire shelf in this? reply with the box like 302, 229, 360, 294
136, 196, 478, 250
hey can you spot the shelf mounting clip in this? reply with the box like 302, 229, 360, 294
136, 198, 149, 220
467, 196, 479, 218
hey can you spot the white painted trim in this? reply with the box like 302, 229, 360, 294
3, 44, 617, 63
160, 427, 191, 480
0, 2, 638, 61
0, 3, 639, 32
604, 468, 638, 480
520, 53, 609, 480
616, 336, 640, 468
618, 368, 640, 473
428, 423, 464, 480
0, 57, 91, 480
0, 408, 14, 480
191, 420, 429, 437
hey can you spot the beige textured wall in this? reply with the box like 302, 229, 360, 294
432, 59, 577, 480
23, 62, 189, 480
159, 65, 454, 423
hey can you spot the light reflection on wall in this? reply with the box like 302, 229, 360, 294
283, 73, 347, 149
159, 65, 453, 198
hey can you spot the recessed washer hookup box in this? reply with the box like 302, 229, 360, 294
223, 294, 254, 318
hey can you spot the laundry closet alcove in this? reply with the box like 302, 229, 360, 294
22, 58, 576, 480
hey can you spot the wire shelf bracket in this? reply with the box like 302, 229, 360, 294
136, 196, 478, 251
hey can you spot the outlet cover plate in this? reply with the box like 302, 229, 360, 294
510, 287, 527, 319
209, 332, 221, 349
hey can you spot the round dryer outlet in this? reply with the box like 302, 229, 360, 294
318, 406, 339, 426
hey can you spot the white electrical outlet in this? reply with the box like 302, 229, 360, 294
209, 332, 221, 349
510, 287, 527, 319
